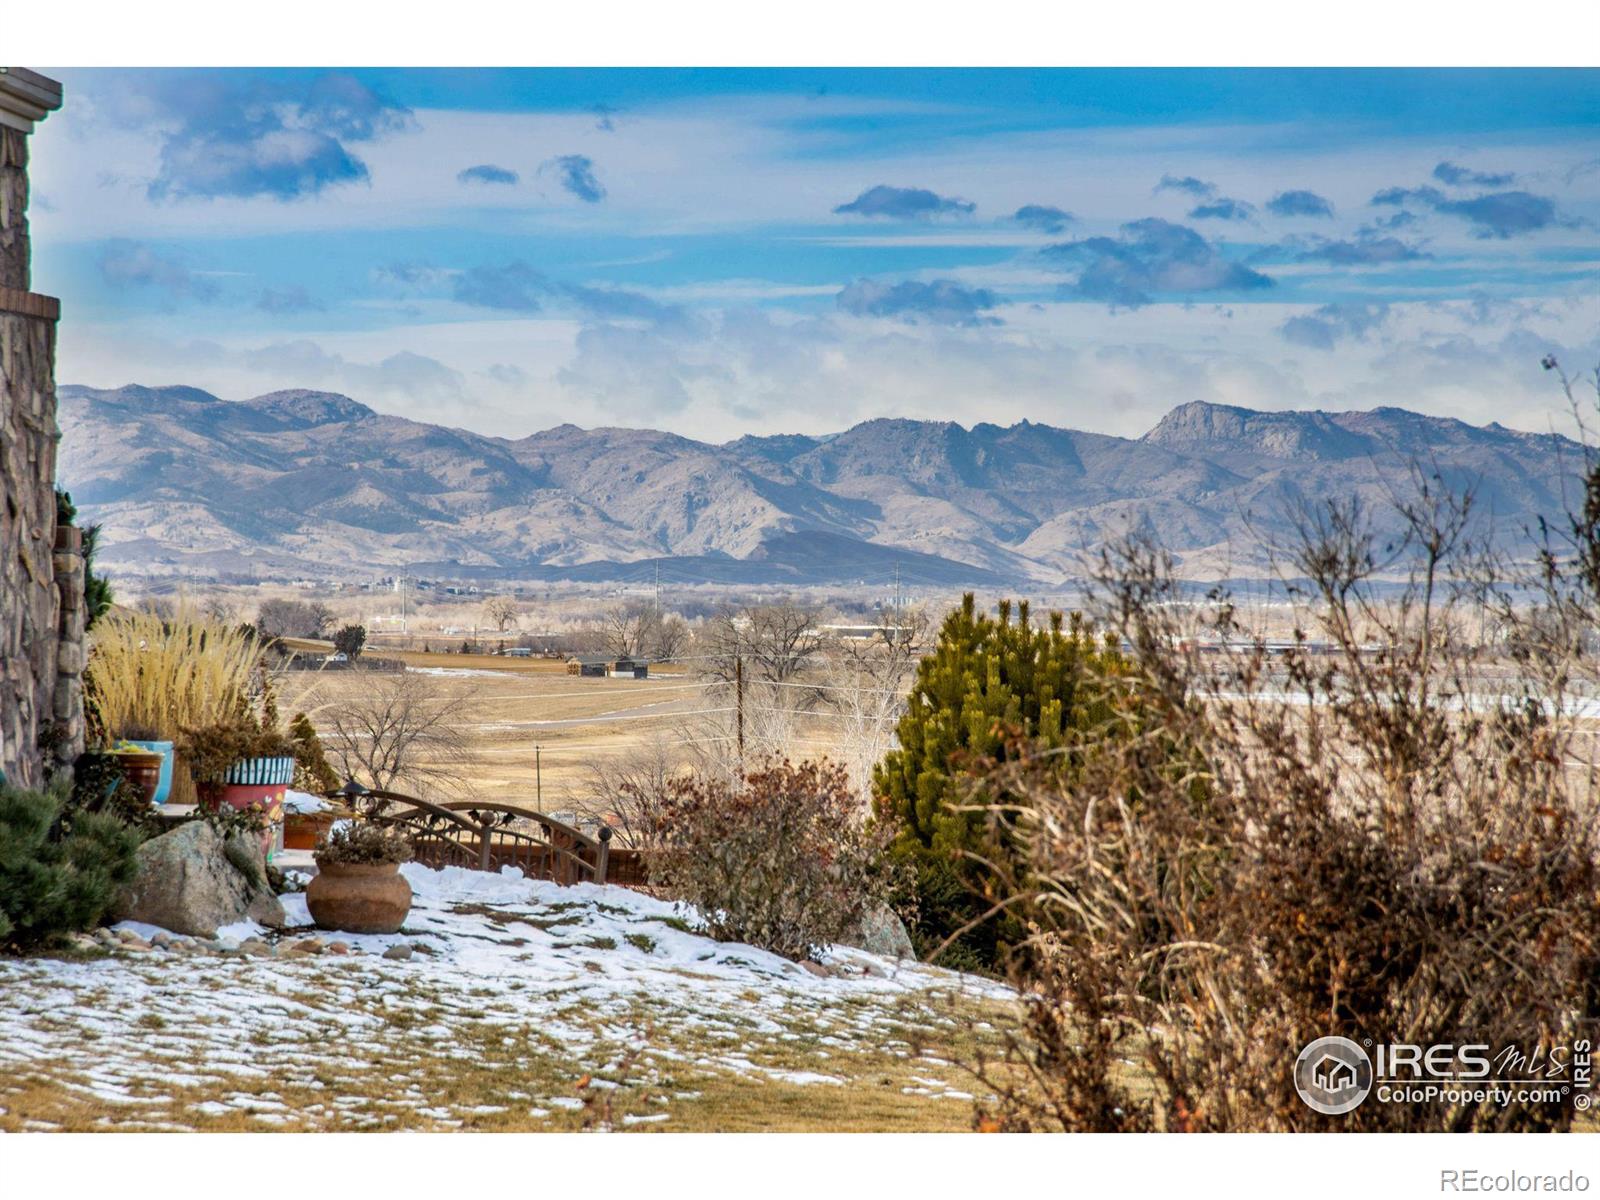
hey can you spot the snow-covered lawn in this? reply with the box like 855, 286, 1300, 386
0, 864, 1015, 1132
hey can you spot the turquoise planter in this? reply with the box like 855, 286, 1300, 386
127, 740, 174, 805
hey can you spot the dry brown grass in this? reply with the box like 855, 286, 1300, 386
0, 966, 1014, 1133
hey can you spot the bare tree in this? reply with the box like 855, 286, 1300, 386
650, 613, 690, 663
824, 606, 929, 805
482, 595, 519, 632
696, 601, 823, 684
258, 598, 334, 640
319, 670, 473, 796
599, 602, 658, 658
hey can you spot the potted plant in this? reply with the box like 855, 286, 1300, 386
103, 740, 167, 807
178, 719, 297, 847
116, 723, 174, 805
306, 822, 414, 935
282, 792, 348, 850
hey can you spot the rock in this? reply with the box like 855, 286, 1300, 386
65, 932, 100, 953
283, 937, 324, 957
836, 901, 917, 961
326, 941, 352, 956
382, 944, 413, 961
112, 821, 286, 939
798, 959, 831, 978
239, 938, 274, 958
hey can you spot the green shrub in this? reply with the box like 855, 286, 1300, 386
289, 712, 340, 793
332, 625, 367, 660
0, 781, 141, 951
55, 489, 113, 628
871, 593, 1125, 967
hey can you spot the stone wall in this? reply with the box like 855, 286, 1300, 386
1, 127, 32, 291
0, 304, 71, 787
0, 71, 74, 790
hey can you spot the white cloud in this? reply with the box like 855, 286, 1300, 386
56, 290, 1598, 443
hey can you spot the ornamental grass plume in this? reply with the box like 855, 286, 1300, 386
85, 601, 261, 742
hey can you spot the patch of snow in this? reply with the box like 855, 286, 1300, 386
278, 895, 314, 927
769, 1071, 844, 1086
282, 790, 330, 814
214, 920, 268, 945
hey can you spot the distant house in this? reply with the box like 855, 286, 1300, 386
610, 658, 649, 679
567, 655, 609, 677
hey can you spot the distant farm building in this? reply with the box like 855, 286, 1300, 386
818, 623, 913, 641
566, 655, 648, 678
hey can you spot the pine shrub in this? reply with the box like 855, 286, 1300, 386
871, 593, 1124, 966
0, 781, 141, 951
289, 712, 340, 793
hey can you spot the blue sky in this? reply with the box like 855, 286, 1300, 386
28, 67, 1600, 440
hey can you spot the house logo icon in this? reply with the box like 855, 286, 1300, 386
1294, 1037, 1374, 1116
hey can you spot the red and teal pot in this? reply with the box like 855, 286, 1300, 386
196, 755, 295, 824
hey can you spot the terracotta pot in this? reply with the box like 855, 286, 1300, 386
125, 740, 174, 804
306, 861, 412, 935
283, 810, 338, 851
111, 752, 165, 806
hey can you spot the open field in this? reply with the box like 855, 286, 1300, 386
275, 649, 857, 818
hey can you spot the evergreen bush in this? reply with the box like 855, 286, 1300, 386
872, 593, 1124, 966
0, 780, 140, 951
289, 712, 340, 793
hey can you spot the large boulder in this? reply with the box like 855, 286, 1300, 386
837, 900, 916, 961
114, 821, 286, 938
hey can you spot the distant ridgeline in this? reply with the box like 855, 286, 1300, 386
54, 383, 1581, 587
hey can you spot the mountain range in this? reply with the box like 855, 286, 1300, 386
55, 384, 1582, 586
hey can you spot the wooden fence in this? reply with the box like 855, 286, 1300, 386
358, 790, 641, 886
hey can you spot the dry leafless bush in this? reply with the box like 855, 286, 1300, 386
648, 757, 893, 961
971, 420, 1600, 1130
569, 732, 687, 849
